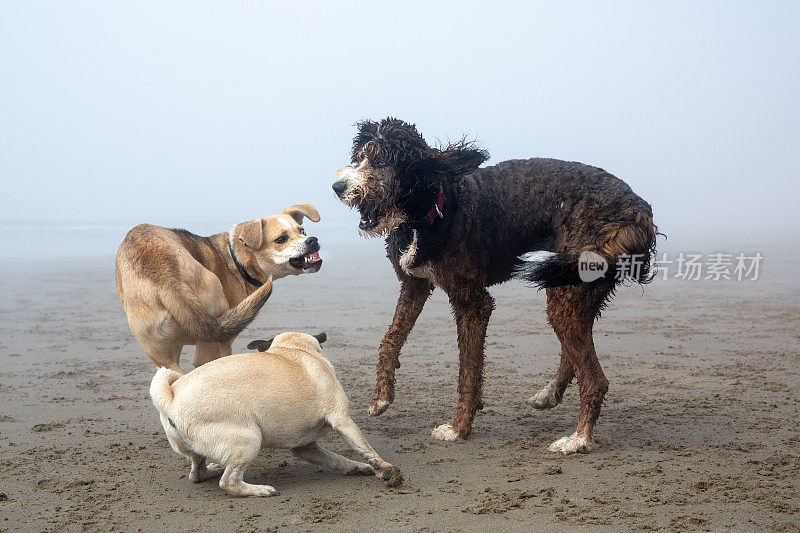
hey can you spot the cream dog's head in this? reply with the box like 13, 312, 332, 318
230, 204, 322, 282
247, 332, 327, 354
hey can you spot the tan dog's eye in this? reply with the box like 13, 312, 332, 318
274, 235, 288, 244
299, 228, 306, 235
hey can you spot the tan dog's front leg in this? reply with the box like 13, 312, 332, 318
371, 276, 432, 416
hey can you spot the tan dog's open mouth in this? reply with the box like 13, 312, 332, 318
290, 251, 322, 272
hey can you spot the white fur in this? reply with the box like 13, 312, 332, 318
398, 231, 418, 273
335, 160, 368, 203
527, 379, 559, 409
431, 423, 460, 441
519, 250, 557, 264
368, 399, 390, 416
548, 433, 592, 455
398, 230, 435, 281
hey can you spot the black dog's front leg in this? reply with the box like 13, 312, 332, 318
370, 275, 432, 416
432, 285, 495, 440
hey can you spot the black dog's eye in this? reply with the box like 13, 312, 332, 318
299, 228, 306, 235
274, 235, 288, 244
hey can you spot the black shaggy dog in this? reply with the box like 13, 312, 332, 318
332, 118, 656, 454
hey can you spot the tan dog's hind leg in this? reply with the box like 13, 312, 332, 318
142, 343, 182, 373
193, 342, 221, 367
219, 341, 233, 357
329, 415, 402, 485
291, 442, 374, 476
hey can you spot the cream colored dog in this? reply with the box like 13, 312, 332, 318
149, 332, 401, 497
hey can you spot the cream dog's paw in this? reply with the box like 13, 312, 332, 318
345, 462, 375, 476
431, 423, 461, 441
548, 433, 592, 455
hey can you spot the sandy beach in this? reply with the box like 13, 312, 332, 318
1, 243, 798, 532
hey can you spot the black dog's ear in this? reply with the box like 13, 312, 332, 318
313, 332, 327, 344
247, 338, 274, 351
352, 120, 380, 162
435, 141, 489, 177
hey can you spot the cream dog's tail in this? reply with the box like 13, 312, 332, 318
150, 367, 182, 415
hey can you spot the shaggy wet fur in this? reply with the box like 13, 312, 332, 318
332, 118, 657, 451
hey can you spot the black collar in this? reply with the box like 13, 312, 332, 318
228, 240, 264, 288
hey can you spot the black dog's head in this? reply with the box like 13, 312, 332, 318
332, 118, 488, 236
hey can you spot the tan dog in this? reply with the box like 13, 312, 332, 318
149, 332, 402, 497
115, 205, 322, 371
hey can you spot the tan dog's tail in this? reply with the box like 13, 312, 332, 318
150, 367, 182, 415
162, 278, 273, 343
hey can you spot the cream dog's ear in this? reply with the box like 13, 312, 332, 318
247, 337, 273, 351
237, 219, 264, 250
281, 204, 320, 224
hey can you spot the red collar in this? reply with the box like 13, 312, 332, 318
425, 182, 446, 224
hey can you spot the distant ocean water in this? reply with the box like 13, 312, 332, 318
0, 222, 381, 263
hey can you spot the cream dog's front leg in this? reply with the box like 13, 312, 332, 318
291, 442, 373, 475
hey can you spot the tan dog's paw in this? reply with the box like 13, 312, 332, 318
369, 399, 390, 416
548, 433, 592, 455
431, 423, 461, 441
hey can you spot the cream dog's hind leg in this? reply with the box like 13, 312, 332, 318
160, 414, 222, 482
188, 456, 224, 483
291, 442, 374, 475
216, 426, 277, 497
219, 464, 277, 497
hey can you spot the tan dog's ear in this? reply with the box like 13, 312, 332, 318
237, 219, 264, 250
281, 204, 320, 224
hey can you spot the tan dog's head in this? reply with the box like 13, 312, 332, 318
230, 204, 322, 281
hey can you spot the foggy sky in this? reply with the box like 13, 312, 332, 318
1, 1, 798, 257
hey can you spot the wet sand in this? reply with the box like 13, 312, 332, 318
1, 244, 798, 531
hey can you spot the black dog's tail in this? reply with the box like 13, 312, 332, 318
515, 214, 658, 289
514, 251, 584, 288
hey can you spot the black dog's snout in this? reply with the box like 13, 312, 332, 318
332, 179, 347, 197
305, 236, 319, 252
